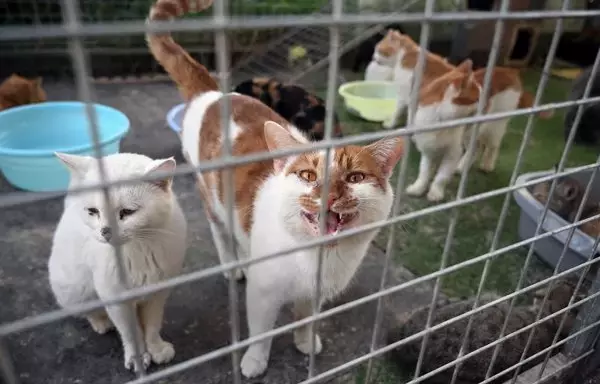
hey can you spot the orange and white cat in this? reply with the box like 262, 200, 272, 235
364, 29, 400, 82
406, 59, 552, 202
147, 0, 404, 378
380, 30, 455, 129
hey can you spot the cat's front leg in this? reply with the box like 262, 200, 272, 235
427, 146, 462, 202
95, 276, 149, 372
139, 291, 175, 365
292, 299, 323, 355
383, 98, 407, 129
240, 280, 283, 378
406, 152, 435, 197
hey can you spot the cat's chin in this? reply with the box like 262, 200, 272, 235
300, 210, 359, 241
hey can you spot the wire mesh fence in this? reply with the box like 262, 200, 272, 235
2, 0, 600, 383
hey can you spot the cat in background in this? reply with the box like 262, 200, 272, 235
379, 30, 455, 129
364, 29, 403, 82
0, 73, 47, 111
564, 65, 600, 146
385, 277, 585, 384
146, 0, 404, 378
48, 153, 187, 372
233, 77, 344, 141
407, 59, 552, 202
352, 23, 406, 73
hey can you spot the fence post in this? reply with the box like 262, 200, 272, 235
565, 263, 600, 383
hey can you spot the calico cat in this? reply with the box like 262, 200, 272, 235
407, 59, 552, 202
352, 23, 406, 73
146, 0, 404, 378
0, 74, 47, 111
385, 278, 585, 384
48, 153, 187, 372
233, 77, 343, 141
564, 65, 600, 146
379, 30, 456, 129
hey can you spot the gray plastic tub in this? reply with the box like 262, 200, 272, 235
512, 167, 600, 273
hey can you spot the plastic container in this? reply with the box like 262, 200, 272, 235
167, 102, 186, 134
512, 167, 600, 273
0, 101, 130, 192
338, 80, 397, 122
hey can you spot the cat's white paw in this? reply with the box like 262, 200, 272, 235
240, 347, 268, 378
294, 333, 322, 355
147, 340, 175, 365
406, 181, 427, 196
87, 315, 114, 335
426, 185, 445, 202
124, 350, 151, 372
478, 162, 495, 173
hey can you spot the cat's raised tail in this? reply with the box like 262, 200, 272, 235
518, 90, 554, 119
146, 0, 218, 101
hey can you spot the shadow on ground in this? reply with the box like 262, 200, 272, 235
0, 81, 437, 384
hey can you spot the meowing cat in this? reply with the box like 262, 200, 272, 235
406, 59, 552, 202
233, 77, 344, 141
146, 0, 404, 378
48, 153, 187, 372
385, 277, 584, 384
0, 73, 47, 111
379, 30, 456, 129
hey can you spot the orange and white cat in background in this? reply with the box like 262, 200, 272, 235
406, 59, 553, 202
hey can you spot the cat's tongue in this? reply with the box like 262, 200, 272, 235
326, 211, 340, 234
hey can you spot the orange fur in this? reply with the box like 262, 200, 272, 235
147, 0, 404, 236
0, 74, 47, 111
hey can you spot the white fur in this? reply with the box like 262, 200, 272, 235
364, 51, 395, 82
48, 153, 187, 372
456, 89, 521, 174
180, 89, 400, 378
181, 90, 224, 163
383, 49, 414, 129
407, 85, 521, 202
240, 155, 394, 378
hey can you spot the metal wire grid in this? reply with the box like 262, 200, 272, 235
2, 0, 600, 383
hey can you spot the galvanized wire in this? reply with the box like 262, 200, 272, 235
4, 1, 600, 383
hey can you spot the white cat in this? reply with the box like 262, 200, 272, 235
48, 152, 187, 372
146, 0, 405, 378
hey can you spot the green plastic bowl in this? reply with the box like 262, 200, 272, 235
338, 81, 397, 122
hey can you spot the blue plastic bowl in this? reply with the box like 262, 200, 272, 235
0, 101, 130, 192
166, 103, 186, 134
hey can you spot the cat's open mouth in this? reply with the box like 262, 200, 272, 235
301, 210, 358, 235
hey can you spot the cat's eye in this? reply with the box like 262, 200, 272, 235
298, 170, 317, 183
119, 209, 137, 220
86, 208, 99, 216
347, 172, 366, 183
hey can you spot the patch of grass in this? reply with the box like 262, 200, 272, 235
321, 69, 597, 298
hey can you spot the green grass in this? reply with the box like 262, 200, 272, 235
321, 69, 598, 299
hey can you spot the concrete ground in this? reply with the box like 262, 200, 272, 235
0, 80, 437, 384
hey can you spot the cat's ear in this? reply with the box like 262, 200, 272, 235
456, 59, 473, 74
264, 121, 302, 173
365, 136, 405, 178
55, 152, 93, 178
144, 157, 176, 191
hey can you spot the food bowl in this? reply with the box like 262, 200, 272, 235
0, 101, 130, 192
166, 102, 186, 134
338, 81, 397, 122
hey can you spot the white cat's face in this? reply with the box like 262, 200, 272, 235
55, 152, 176, 245
267, 137, 404, 244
